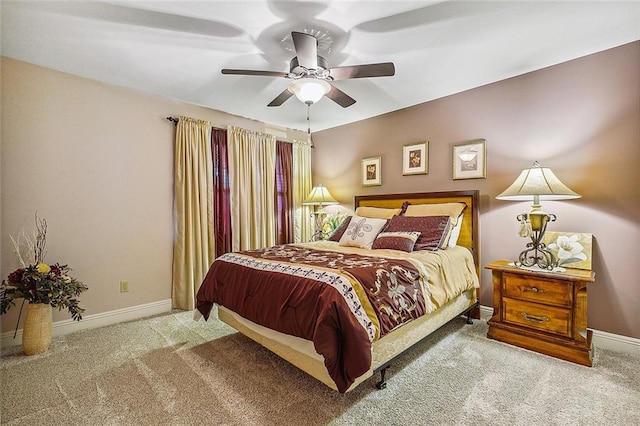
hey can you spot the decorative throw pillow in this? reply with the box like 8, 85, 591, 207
399, 201, 411, 215
327, 216, 352, 242
338, 215, 388, 250
354, 206, 402, 219
384, 215, 451, 251
403, 202, 467, 247
372, 231, 421, 253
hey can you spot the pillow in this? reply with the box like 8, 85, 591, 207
404, 202, 466, 222
338, 215, 388, 249
448, 217, 464, 248
403, 202, 467, 247
399, 201, 410, 215
372, 231, 420, 253
327, 216, 352, 242
384, 215, 451, 251
354, 206, 402, 219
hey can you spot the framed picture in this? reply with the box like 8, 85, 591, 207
452, 139, 486, 180
402, 141, 429, 175
544, 232, 593, 270
361, 156, 382, 186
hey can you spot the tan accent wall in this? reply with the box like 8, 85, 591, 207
0, 57, 307, 333
312, 42, 640, 339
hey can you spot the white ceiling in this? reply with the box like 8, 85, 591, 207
2, 1, 639, 132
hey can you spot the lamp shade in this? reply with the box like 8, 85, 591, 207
302, 184, 338, 206
496, 162, 580, 202
288, 78, 331, 104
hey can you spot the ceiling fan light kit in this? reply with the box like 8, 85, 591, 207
221, 31, 395, 108
288, 78, 331, 105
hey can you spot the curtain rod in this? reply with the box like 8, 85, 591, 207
166, 116, 224, 131
165, 116, 312, 147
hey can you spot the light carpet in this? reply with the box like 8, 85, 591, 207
1, 309, 639, 425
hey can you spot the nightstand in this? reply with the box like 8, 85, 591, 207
485, 260, 596, 366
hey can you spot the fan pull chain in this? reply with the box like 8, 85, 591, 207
306, 102, 314, 148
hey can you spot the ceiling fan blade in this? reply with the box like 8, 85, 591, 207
329, 62, 396, 81
291, 31, 318, 69
14, 1, 243, 38
267, 89, 294, 107
355, 2, 507, 33
325, 85, 356, 108
222, 69, 288, 78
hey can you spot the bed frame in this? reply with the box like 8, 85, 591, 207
217, 190, 480, 392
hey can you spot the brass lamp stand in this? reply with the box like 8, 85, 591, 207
515, 197, 557, 269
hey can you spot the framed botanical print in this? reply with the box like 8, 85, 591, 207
402, 141, 429, 175
544, 232, 593, 270
362, 156, 382, 186
452, 139, 486, 180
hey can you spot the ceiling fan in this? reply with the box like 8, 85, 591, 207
221, 31, 395, 108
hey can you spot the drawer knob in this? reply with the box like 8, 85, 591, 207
521, 312, 549, 323
524, 286, 545, 293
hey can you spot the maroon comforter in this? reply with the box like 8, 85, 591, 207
196, 244, 427, 392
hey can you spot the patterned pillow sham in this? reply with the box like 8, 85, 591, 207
384, 215, 451, 251
338, 215, 388, 250
372, 231, 421, 253
403, 202, 466, 247
327, 216, 352, 242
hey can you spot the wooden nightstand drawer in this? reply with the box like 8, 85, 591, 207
503, 298, 571, 337
503, 273, 571, 307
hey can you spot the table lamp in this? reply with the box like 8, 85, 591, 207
496, 161, 580, 269
302, 184, 338, 241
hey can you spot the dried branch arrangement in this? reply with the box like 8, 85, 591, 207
10, 213, 47, 267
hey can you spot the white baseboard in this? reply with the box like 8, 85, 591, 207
479, 305, 493, 321
1, 299, 172, 349
479, 305, 639, 356
591, 329, 640, 356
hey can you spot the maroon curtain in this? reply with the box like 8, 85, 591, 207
275, 141, 294, 244
212, 128, 232, 257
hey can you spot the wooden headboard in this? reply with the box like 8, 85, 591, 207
354, 190, 480, 277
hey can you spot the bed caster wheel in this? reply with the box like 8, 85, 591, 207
376, 381, 387, 390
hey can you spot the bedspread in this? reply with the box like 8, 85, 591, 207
196, 244, 431, 393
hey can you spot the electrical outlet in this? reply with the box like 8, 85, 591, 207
119, 280, 130, 293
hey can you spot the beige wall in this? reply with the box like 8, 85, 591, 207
312, 42, 640, 339
0, 57, 306, 333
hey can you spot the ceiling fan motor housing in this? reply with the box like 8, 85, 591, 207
289, 56, 330, 80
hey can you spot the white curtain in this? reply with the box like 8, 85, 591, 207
172, 116, 214, 310
293, 139, 314, 243
227, 126, 277, 251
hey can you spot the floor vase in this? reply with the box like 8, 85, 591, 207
22, 303, 53, 355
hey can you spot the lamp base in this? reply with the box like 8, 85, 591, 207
310, 211, 327, 241
516, 245, 557, 270
514, 210, 557, 270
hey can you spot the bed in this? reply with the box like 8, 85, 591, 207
196, 190, 480, 393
